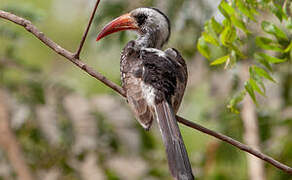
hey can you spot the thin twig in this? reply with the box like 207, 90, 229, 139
0, 10, 124, 97
74, 0, 101, 59
176, 116, 292, 175
0, 10, 291, 175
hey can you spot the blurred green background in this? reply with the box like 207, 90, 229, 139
0, 0, 291, 180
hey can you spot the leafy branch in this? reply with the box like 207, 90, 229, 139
0, 3, 291, 175
197, 0, 291, 113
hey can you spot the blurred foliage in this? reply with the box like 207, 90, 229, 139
0, 0, 291, 180
197, 0, 292, 113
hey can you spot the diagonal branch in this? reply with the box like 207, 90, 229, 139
0, 10, 125, 96
74, 0, 101, 59
176, 116, 292, 175
0, 10, 291, 175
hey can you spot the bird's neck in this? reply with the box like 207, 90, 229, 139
136, 29, 163, 49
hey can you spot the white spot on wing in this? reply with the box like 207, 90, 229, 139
141, 48, 166, 58
141, 82, 156, 106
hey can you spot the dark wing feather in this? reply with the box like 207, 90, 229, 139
165, 48, 188, 113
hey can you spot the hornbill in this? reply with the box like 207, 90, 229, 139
96, 8, 194, 180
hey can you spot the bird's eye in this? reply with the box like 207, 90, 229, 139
135, 13, 147, 26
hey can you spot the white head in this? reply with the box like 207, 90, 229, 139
97, 7, 171, 49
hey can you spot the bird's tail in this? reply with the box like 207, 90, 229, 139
154, 101, 194, 180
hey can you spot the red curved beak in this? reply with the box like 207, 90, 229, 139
96, 13, 138, 41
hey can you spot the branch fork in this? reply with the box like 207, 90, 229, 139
74, 0, 101, 59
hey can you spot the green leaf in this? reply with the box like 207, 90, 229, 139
270, 2, 287, 22
245, 81, 257, 104
204, 20, 212, 33
220, 1, 249, 33
224, 50, 237, 69
253, 66, 276, 83
230, 15, 249, 33
220, 1, 235, 15
222, 19, 231, 27
218, 3, 230, 20
227, 90, 246, 113
254, 53, 272, 71
220, 25, 237, 46
256, 52, 286, 63
202, 32, 219, 46
235, 0, 255, 21
249, 78, 265, 96
255, 37, 284, 52
204, 20, 221, 43
249, 67, 266, 93
261, 21, 288, 41
256, 36, 272, 44
197, 37, 210, 59
284, 41, 292, 53
210, 55, 229, 65
229, 44, 244, 58
211, 17, 223, 34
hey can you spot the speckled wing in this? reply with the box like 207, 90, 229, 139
164, 48, 188, 113
121, 42, 193, 179
120, 41, 188, 130
120, 41, 154, 130
138, 46, 192, 179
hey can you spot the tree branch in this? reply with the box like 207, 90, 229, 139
74, 0, 101, 59
177, 116, 292, 175
0, 10, 125, 97
0, 10, 291, 175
